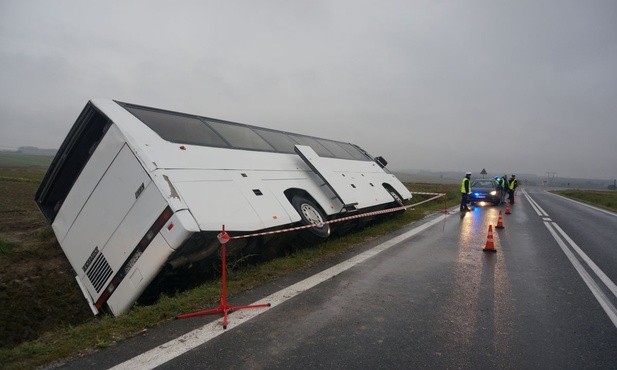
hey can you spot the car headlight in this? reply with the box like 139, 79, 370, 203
490, 191, 497, 195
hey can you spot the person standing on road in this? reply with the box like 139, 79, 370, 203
495, 176, 505, 204
508, 174, 518, 204
460, 172, 472, 212
501, 175, 509, 204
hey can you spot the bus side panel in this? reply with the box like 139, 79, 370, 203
165, 169, 330, 232
106, 233, 175, 316
228, 171, 297, 228
379, 174, 412, 199
52, 125, 126, 243
174, 179, 266, 231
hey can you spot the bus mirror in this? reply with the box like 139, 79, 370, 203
374, 156, 388, 168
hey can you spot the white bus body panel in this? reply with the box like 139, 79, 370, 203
52, 125, 126, 243
53, 140, 173, 306
171, 173, 294, 232
106, 233, 174, 316
54, 144, 150, 271
106, 209, 195, 316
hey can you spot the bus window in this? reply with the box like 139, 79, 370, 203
316, 139, 355, 160
289, 135, 333, 157
125, 107, 228, 148
253, 129, 298, 153
338, 143, 370, 161
206, 120, 275, 151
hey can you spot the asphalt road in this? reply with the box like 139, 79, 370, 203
61, 187, 617, 369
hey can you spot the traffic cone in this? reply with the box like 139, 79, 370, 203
505, 203, 511, 215
483, 225, 497, 252
495, 211, 505, 229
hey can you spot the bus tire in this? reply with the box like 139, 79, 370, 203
291, 195, 331, 241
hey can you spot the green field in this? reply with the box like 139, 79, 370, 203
552, 189, 617, 212
0, 153, 53, 168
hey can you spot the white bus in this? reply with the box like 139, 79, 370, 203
35, 99, 411, 316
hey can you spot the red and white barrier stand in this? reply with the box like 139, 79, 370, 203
175, 225, 271, 329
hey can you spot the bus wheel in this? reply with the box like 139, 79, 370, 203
291, 196, 331, 241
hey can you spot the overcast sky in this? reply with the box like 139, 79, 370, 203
1, 1, 616, 179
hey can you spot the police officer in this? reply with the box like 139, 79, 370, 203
508, 174, 518, 204
460, 172, 472, 212
495, 176, 504, 204
501, 175, 509, 204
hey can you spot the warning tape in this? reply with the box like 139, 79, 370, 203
228, 192, 446, 241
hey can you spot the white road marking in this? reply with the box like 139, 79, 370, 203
544, 222, 617, 328
522, 188, 548, 216
109, 208, 456, 370
525, 189, 617, 328
552, 223, 617, 298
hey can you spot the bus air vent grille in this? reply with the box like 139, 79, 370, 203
86, 253, 113, 293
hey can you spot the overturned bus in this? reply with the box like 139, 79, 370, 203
35, 99, 411, 316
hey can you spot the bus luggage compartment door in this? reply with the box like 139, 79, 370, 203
295, 145, 365, 209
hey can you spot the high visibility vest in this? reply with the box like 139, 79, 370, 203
461, 178, 470, 193
509, 179, 517, 190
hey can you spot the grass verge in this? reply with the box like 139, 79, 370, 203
551, 189, 617, 212
0, 183, 458, 369
0, 237, 14, 255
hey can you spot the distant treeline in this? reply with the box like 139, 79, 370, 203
11, 146, 57, 156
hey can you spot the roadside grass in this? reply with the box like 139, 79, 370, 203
0, 237, 14, 255
0, 183, 458, 370
0, 167, 48, 182
0, 176, 40, 183
34, 226, 57, 244
551, 189, 617, 213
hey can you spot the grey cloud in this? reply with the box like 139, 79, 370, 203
1, 0, 616, 179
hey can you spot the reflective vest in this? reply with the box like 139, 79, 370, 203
509, 179, 517, 190
461, 178, 470, 193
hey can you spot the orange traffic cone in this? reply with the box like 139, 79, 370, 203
483, 225, 497, 252
495, 211, 505, 229
505, 203, 511, 215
